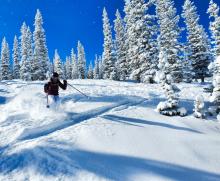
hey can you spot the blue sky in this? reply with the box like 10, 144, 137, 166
0, 0, 219, 65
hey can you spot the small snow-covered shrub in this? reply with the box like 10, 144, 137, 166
156, 51, 187, 117
141, 75, 154, 84
155, 71, 165, 83
141, 70, 156, 84
194, 95, 205, 118
203, 84, 214, 93
178, 107, 187, 117
208, 106, 218, 116
156, 101, 187, 117
129, 69, 141, 82
217, 114, 220, 121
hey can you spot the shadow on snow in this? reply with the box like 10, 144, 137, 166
102, 114, 203, 134
0, 145, 219, 181
0, 96, 6, 104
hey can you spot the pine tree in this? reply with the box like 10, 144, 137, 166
0, 37, 10, 80
209, 56, 220, 118
102, 8, 116, 80
71, 48, 79, 79
207, 0, 220, 57
93, 55, 100, 79
182, 0, 212, 82
182, 43, 194, 83
26, 27, 34, 80
53, 49, 63, 78
62, 62, 67, 79
33, 9, 49, 80
124, 0, 158, 82
77, 41, 86, 79
65, 56, 72, 79
155, 0, 183, 83
110, 40, 118, 80
13, 36, 20, 79
156, 50, 187, 116
114, 9, 127, 80
99, 56, 103, 79
208, 1, 220, 118
124, 0, 133, 75
47, 61, 53, 80
20, 22, 31, 81
8, 66, 13, 80
87, 61, 94, 79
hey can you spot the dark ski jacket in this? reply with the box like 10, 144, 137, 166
44, 79, 67, 95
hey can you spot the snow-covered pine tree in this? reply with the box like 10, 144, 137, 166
87, 61, 94, 79
8, 66, 13, 80
62, 62, 67, 79
114, 9, 127, 81
0, 37, 10, 80
182, 0, 212, 82
77, 41, 86, 79
140, 0, 158, 83
65, 56, 72, 79
53, 49, 63, 79
98, 56, 103, 79
102, 8, 116, 80
71, 48, 79, 79
13, 36, 20, 79
182, 43, 194, 83
93, 55, 100, 79
207, 0, 220, 57
68, 55, 72, 79
33, 9, 49, 80
26, 27, 34, 80
20, 22, 31, 81
209, 55, 220, 117
124, 0, 132, 76
111, 40, 119, 81
47, 61, 53, 80
124, 0, 158, 83
156, 50, 187, 116
155, 0, 183, 83
6, 40, 11, 80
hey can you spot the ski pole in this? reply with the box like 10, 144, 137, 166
67, 83, 89, 99
46, 94, 50, 108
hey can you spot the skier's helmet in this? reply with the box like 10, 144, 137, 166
53, 72, 59, 78
51, 72, 59, 83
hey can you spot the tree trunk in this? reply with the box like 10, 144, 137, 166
201, 77, 205, 83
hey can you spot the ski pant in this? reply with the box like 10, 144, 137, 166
48, 95, 61, 109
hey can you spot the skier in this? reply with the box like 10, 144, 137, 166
44, 72, 67, 108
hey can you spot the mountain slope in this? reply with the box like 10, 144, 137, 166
0, 80, 220, 181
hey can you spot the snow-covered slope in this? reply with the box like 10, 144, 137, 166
0, 80, 220, 181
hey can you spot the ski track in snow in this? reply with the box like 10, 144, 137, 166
18, 98, 146, 141
0, 80, 220, 181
